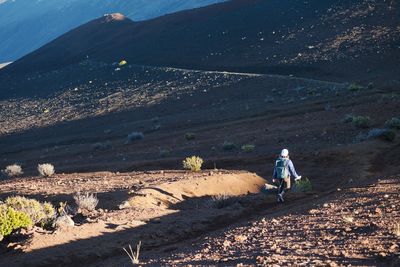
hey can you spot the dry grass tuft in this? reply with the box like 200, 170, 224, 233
73, 192, 99, 212
38, 163, 55, 177
123, 241, 141, 265
2, 164, 23, 178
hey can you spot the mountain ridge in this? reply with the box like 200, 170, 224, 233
3, 0, 399, 84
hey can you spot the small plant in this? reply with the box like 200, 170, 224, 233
183, 156, 203, 172
126, 132, 144, 144
92, 141, 112, 151
209, 194, 237, 209
307, 88, 317, 96
38, 163, 55, 177
5, 196, 55, 225
293, 178, 312, 192
185, 132, 196, 141
342, 114, 354, 123
2, 164, 23, 178
348, 83, 364, 92
73, 192, 99, 212
385, 117, 400, 129
380, 129, 396, 141
0, 205, 32, 239
352, 116, 371, 129
241, 144, 255, 153
222, 141, 236, 151
123, 241, 141, 265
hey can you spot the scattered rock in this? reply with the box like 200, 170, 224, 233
54, 215, 75, 228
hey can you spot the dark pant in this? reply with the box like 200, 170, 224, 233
277, 176, 291, 196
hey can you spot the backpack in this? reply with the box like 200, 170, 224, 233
275, 158, 288, 179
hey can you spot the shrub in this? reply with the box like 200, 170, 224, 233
380, 129, 396, 141
348, 83, 364, 92
209, 194, 238, 209
185, 132, 196, 141
342, 114, 354, 123
222, 141, 236, 151
293, 178, 312, 193
38, 163, 55, 177
73, 192, 99, 212
0, 205, 32, 239
126, 132, 144, 144
358, 128, 396, 142
386, 117, 400, 129
352, 116, 371, 129
241, 144, 255, 153
92, 141, 112, 151
5, 196, 55, 226
2, 164, 23, 178
183, 156, 203, 172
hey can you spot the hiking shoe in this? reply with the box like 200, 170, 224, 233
295, 176, 302, 182
277, 194, 284, 203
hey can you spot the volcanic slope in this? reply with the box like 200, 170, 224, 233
2, 0, 400, 84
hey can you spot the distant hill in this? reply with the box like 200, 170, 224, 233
2, 0, 400, 83
0, 0, 225, 62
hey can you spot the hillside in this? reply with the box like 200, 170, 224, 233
0, 0, 225, 62
2, 0, 400, 85
0, 1, 399, 266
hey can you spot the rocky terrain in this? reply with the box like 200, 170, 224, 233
0, 0, 399, 266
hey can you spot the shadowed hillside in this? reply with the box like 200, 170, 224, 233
2, 0, 399, 84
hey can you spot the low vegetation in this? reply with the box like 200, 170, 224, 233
0, 205, 32, 240
352, 116, 371, 129
123, 241, 141, 265
185, 132, 196, 141
222, 141, 236, 151
2, 164, 23, 178
342, 114, 354, 123
92, 141, 112, 151
293, 178, 312, 193
358, 128, 397, 142
183, 156, 203, 172
126, 132, 144, 144
74, 192, 99, 213
386, 117, 400, 129
241, 144, 255, 153
5, 196, 55, 226
209, 194, 238, 209
348, 83, 364, 92
38, 163, 55, 177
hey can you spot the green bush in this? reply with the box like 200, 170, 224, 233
5, 196, 55, 226
380, 129, 396, 141
386, 117, 400, 129
352, 116, 371, 129
241, 144, 255, 153
342, 114, 354, 123
183, 156, 203, 172
293, 178, 312, 193
185, 133, 196, 141
222, 141, 236, 151
348, 83, 364, 92
0, 205, 32, 239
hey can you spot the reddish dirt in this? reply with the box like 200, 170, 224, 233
0, 2, 398, 265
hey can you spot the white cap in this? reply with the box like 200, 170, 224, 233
280, 149, 289, 157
